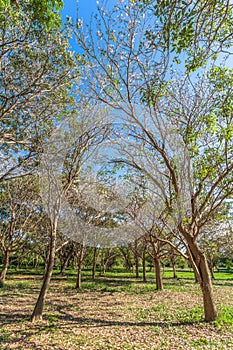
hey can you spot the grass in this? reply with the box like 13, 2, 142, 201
0, 268, 233, 349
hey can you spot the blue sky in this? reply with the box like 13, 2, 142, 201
62, 0, 98, 23
61, 0, 100, 50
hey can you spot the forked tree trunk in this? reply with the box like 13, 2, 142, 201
186, 237, 218, 322
154, 256, 163, 290
120, 248, 133, 272
0, 250, 10, 286
60, 250, 73, 276
198, 252, 218, 321
31, 225, 57, 322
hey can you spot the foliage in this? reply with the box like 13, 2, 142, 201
0, 3, 77, 181
140, 0, 233, 71
0, 0, 64, 29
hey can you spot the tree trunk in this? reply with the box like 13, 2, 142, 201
73, 255, 77, 269
60, 250, 73, 276
133, 241, 140, 279
75, 245, 85, 289
149, 237, 163, 290
100, 250, 105, 275
208, 258, 215, 280
198, 252, 218, 321
33, 254, 39, 268
187, 238, 218, 322
154, 256, 163, 290
120, 248, 133, 272
0, 250, 10, 286
135, 254, 139, 278
172, 262, 177, 279
142, 244, 147, 282
31, 225, 57, 322
92, 246, 98, 279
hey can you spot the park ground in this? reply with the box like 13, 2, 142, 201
0, 269, 233, 350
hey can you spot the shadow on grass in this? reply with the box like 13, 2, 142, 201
0, 313, 31, 324
0, 311, 203, 329
213, 281, 233, 286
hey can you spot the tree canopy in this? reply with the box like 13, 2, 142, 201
0, 0, 64, 29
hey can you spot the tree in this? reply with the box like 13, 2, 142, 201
140, 0, 233, 71
75, 0, 233, 321
0, 0, 64, 30
0, 4, 77, 182
0, 176, 42, 285
31, 112, 112, 321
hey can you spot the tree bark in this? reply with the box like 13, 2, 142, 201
172, 261, 177, 279
185, 235, 218, 322
0, 250, 10, 286
133, 241, 140, 279
198, 252, 218, 321
135, 253, 139, 278
31, 225, 57, 322
60, 250, 73, 276
92, 246, 98, 279
208, 258, 215, 280
142, 243, 147, 282
149, 237, 163, 290
120, 247, 133, 272
154, 256, 163, 290
75, 245, 85, 289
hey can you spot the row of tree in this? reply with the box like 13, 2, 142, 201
1, 186, 232, 287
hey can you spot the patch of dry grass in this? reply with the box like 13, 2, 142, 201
0, 273, 233, 349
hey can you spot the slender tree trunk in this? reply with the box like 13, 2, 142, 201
133, 241, 140, 279
135, 254, 139, 278
31, 225, 57, 322
100, 249, 105, 275
43, 256, 49, 277
75, 245, 85, 289
0, 250, 10, 286
60, 250, 73, 276
150, 237, 163, 290
73, 255, 77, 269
172, 262, 177, 279
120, 248, 133, 272
34, 254, 39, 268
208, 258, 215, 280
142, 244, 147, 282
92, 246, 98, 279
154, 256, 163, 290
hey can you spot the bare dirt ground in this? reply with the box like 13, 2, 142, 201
0, 274, 233, 349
